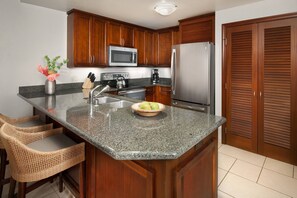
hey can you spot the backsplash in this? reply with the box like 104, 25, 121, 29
59, 67, 171, 83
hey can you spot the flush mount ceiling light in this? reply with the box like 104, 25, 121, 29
154, 1, 177, 16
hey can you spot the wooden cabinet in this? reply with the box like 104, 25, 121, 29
154, 27, 178, 67
107, 22, 134, 47
156, 86, 171, 105
145, 86, 155, 101
85, 129, 218, 198
67, 10, 107, 67
134, 29, 155, 66
223, 15, 297, 164
134, 28, 146, 65
145, 31, 154, 65
145, 86, 171, 105
179, 13, 215, 44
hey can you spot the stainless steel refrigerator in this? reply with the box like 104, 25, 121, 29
171, 42, 215, 114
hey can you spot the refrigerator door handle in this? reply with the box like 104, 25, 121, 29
171, 49, 176, 95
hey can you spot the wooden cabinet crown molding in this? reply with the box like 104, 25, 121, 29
179, 13, 215, 44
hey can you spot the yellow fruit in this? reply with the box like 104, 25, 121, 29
150, 102, 159, 110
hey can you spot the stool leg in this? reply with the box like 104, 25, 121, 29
8, 178, 16, 198
18, 182, 26, 198
79, 162, 85, 198
59, 173, 63, 193
0, 149, 7, 196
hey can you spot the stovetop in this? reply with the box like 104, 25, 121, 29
100, 72, 130, 89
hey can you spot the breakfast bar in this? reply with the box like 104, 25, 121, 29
18, 90, 225, 198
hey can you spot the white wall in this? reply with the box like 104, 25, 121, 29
0, 0, 170, 117
215, 0, 297, 140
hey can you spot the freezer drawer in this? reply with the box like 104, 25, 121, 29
171, 99, 213, 114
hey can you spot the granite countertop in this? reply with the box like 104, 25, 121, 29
18, 84, 225, 160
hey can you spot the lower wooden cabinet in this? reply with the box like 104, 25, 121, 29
85, 130, 218, 198
156, 86, 171, 106
145, 86, 171, 106
145, 86, 155, 101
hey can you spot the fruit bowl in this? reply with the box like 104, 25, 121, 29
131, 102, 165, 117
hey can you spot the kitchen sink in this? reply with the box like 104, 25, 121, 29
105, 100, 134, 109
95, 96, 120, 104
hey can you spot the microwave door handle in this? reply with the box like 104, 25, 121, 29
132, 53, 136, 63
171, 49, 176, 95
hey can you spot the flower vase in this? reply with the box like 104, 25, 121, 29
45, 79, 56, 95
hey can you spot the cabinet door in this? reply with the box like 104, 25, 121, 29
172, 29, 180, 45
121, 25, 134, 47
68, 12, 92, 67
157, 31, 172, 66
224, 24, 258, 152
107, 22, 121, 46
156, 86, 171, 106
179, 14, 215, 44
145, 31, 154, 65
175, 138, 217, 198
258, 18, 297, 164
134, 29, 145, 65
145, 86, 155, 102
92, 17, 107, 66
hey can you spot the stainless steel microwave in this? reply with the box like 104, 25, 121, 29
108, 46, 137, 66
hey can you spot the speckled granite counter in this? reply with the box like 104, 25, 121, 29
18, 90, 225, 160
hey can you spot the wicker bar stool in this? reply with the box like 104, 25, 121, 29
0, 123, 85, 198
0, 114, 53, 197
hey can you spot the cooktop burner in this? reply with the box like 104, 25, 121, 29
100, 72, 130, 88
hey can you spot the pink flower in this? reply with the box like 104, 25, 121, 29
37, 65, 49, 76
47, 73, 60, 81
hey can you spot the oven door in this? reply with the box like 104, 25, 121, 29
109, 46, 137, 66
118, 89, 145, 100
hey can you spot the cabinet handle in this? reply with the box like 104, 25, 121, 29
93, 55, 95, 64
89, 56, 92, 64
253, 91, 255, 96
260, 91, 262, 97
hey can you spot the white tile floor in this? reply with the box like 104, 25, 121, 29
218, 143, 297, 198
3, 143, 297, 197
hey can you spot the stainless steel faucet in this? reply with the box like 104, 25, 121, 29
89, 85, 110, 105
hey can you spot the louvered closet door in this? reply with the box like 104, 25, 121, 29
225, 24, 258, 152
258, 18, 297, 164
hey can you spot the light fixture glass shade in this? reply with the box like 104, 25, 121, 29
154, 2, 177, 16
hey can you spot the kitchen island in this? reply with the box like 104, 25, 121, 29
18, 90, 225, 198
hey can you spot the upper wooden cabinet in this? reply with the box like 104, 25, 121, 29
134, 29, 155, 66
67, 9, 181, 68
145, 31, 154, 65
107, 22, 134, 47
179, 13, 215, 44
134, 28, 146, 65
154, 27, 179, 67
67, 10, 107, 67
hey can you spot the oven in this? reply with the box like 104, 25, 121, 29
118, 88, 146, 100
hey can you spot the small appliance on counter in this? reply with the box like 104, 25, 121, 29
151, 69, 159, 84
100, 72, 145, 100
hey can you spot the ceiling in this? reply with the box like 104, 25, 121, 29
21, 0, 262, 29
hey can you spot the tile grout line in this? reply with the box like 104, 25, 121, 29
218, 190, 236, 198
257, 157, 266, 183
228, 171, 293, 198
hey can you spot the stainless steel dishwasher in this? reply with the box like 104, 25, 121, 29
118, 88, 146, 100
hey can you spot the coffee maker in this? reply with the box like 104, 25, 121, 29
151, 69, 159, 84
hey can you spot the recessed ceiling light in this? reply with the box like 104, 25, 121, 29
154, 1, 177, 16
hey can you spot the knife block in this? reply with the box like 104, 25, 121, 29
82, 78, 94, 89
